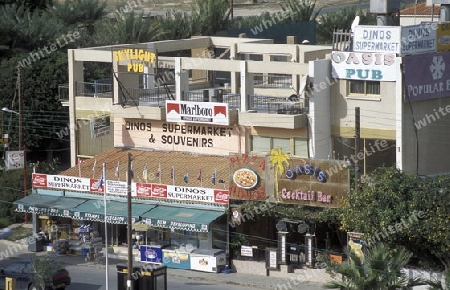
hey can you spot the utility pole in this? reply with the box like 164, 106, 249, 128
230, 0, 234, 22
17, 65, 27, 224
355, 107, 361, 193
127, 152, 133, 290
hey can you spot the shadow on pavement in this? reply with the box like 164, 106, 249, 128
68, 282, 103, 290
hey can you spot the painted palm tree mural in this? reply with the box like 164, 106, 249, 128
268, 147, 290, 200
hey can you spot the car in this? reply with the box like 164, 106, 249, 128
0, 259, 71, 290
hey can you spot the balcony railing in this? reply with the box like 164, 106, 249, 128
183, 91, 241, 110
58, 84, 69, 101
123, 87, 169, 107
248, 94, 304, 114
76, 81, 113, 98
332, 29, 352, 51
253, 74, 292, 88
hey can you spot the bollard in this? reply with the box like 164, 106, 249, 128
5, 277, 16, 290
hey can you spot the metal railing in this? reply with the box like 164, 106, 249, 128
76, 81, 113, 97
58, 84, 69, 101
248, 94, 303, 114
253, 74, 292, 88
223, 93, 241, 110
124, 87, 169, 107
332, 29, 353, 51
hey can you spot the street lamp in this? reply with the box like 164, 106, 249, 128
2, 106, 27, 223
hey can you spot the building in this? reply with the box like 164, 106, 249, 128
400, 2, 440, 26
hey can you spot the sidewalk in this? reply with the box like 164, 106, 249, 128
0, 239, 327, 289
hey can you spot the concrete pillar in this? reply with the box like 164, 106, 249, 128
143, 66, 155, 89
175, 57, 189, 101
308, 59, 332, 159
68, 49, 83, 167
286, 36, 298, 44
240, 61, 253, 112
230, 43, 239, 94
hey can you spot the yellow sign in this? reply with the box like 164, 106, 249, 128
437, 23, 450, 51
113, 49, 156, 73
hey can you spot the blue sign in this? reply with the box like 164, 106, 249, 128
140, 245, 163, 264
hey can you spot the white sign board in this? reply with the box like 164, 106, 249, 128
166, 101, 229, 125
240, 245, 253, 257
354, 26, 402, 54
5, 150, 24, 170
401, 23, 437, 55
331, 51, 397, 81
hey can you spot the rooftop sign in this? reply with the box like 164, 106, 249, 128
353, 26, 401, 54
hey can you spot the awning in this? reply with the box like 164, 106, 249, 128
13, 194, 87, 218
72, 200, 155, 224
141, 206, 225, 232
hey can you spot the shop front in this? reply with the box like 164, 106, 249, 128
138, 205, 227, 272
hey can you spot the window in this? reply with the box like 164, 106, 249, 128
348, 80, 380, 95
251, 136, 308, 156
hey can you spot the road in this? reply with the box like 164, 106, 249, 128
64, 264, 257, 290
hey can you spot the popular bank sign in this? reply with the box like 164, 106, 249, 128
404, 51, 450, 102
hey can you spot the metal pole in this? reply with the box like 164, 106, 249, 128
103, 162, 109, 290
355, 107, 361, 193
17, 65, 27, 224
127, 152, 133, 290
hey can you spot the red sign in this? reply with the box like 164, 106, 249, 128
89, 179, 105, 193
151, 184, 167, 198
32, 173, 47, 187
214, 189, 230, 204
136, 183, 152, 197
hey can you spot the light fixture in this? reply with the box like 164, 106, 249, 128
2, 107, 19, 115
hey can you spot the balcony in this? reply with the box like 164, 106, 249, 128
239, 95, 308, 129
332, 29, 353, 52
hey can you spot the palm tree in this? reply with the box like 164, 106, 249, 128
279, 0, 322, 23
324, 243, 426, 290
191, 0, 230, 36
268, 147, 290, 199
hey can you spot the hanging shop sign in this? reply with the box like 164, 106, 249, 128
404, 51, 450, 102
90, 115, 110, 139
145, 218, 208, 232
113, 49, 156, 73
136, 183, 229, 205
32, 173, 228, 206
353, 25, 401, 54
331, 51, 397, 81
15, 203, 72, 217
166, 101, 229, 125
401, 23, 437, 56
118, 120, 240, 156
437, 23, 450, 52
276, 158, 349, 208
229, 154, 267, 201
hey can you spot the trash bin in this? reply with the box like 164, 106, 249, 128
138, 265, 167, 290
116, 265, 140, 290
28, 234, 44, 252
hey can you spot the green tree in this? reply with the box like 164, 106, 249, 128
317, 6, 376, 44
156, 12, 193, 40
191, 0, 230, 36
324, 243, 426, 289
96, 11, 160, 45
279, 0, 321, 22
339, 167, 450, 270
0, 52, 69, 161
51, 0, 107, 35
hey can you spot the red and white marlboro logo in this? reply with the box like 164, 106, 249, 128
166, 100, 229, 125
32, 173, 47, 187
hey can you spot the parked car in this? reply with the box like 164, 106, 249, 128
0, 259, 71, 290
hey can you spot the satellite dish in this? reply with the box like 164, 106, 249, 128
351, 15, 360, 32
276, 221, 287, 231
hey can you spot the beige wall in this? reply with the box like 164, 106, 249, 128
114, 118, 245, 156
331, 80, 397, 139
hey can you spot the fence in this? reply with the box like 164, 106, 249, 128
253, 74, 292, 89
76, 81, 113, 98
332, 29, 353, 52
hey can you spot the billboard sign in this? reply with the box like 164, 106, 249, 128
353, 26, 401, 54
404, 51, 450, 102
437, 23, 450, 51
331, 51, 397, 81
166, 101, 229, 125
401, 23, 437, 55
